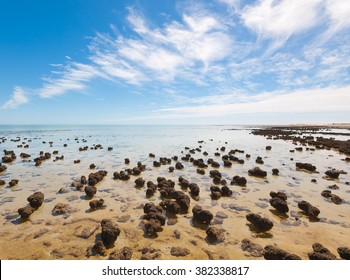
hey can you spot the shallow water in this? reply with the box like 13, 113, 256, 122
0, 125, 349, 260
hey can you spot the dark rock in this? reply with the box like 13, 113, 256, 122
0, 179, 5, 186
246, 213, 273, 232
248, 167, 267, 178
325, 169, 340, 179
231, 175, 247, 186
308, 243, 336, 260
144, 219, 162, 237
189, 183, 200, 196
269, 197, 289, 213
74, 160, 81, 164
88, 170, 107, 186
256, 157, 264, 164
92, 240, 106, 256
206, 226, 224, 243
337, 247, 350, 260
295, 162, 316, 172
221, 186, 232, 196
89, 163, 96, 169
168, 166, 174, 173
270, 191, 287, 201
264, 245, 301, 260
18, 206, 34, 219
81, 175, 87, 184
101, 219, 121, 248
85, 186, 97, 197
298, 201, 320, 217
0, 163, 7, 173
52, 203, 71, 215
71, 181, 84, 190
175, 162, 184, 169
9, 179, 19, 187
27, 192, 44, 209
266, 146, 272, 150
89, 199, 105, 210
197, 168, 205, 175
135, 177, 145, 187
192, 205, 213, 224
272, 168, 279, 175
124, 158, 130, 164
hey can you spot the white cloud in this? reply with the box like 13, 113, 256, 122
241, 0, 323, 48
38, 63, 102, 98
156, 86, 350, 117
2, 87, 29, 109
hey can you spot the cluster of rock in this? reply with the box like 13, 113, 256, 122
269, 191, 289, 213
2, 150, 16, 163
18, 192, 44, 219
321, 190, 342, 205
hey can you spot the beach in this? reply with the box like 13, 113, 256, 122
0, 125, 349, 260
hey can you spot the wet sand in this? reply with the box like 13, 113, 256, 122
0, 125, 349, 260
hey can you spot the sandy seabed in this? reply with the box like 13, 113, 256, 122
0, 125, 349, 260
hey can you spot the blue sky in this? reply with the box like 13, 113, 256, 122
1, 0, 350, 125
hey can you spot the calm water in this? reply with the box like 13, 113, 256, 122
0, 125, 349, 260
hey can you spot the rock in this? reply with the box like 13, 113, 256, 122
241, 239, 264, 257
52, 203, 71, 215
308, 243, 336, 260
296, 162, 316, 172
192, 205, 213, 224
0, 179, 5, 186
246, 213, 273, 232
149, 153, 155, 158
170, 247, 190, 257
20, 152, 31, 158
206, 226, 224, 243
18, 206, 34, 219
9, 179, 19, 187
174, 229, 181, 239
92, 240, 106, 256
140, 247, 161, 260
221, 186, 232, 196
231, 176, 247, 187
169, 166, 174, 173
101, 219, 121, 248
135, 177, 145, 187
175, 162, 184, 170
321, 190, 342, 204
189, 183, 200, 196
248, 167, 267, 178
0, 163, 7, 173
124, 158, 130, 164
328, 184, 339, 190
89, 199, 105, 210
325, 169, 340, 179
255, 157, 264, 164
89, 163, 96, 169
337, 247, 350, 260
272, 168, 279, 175
88, 170, 107, 186
109, 247, 133, 260
270, 191, 287, 201
266, 146, 272, 150
269, 197, 289, 213
264, 245, 301, 260
144, 219, 162, 237
298, 201, 320, 218
197, 169, 205, 175
27, 192, 44, 209
84, 186, 97, 197
72, 181, 84, 190
81, 175, 87, 184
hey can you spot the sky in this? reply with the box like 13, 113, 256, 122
0, 0, 350, 125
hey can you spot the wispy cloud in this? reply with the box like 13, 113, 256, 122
2, 0, 350, 121
2, 87, 29, 109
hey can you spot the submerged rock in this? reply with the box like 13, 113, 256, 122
248, 167, 267, 178
295, 162, 316, 172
